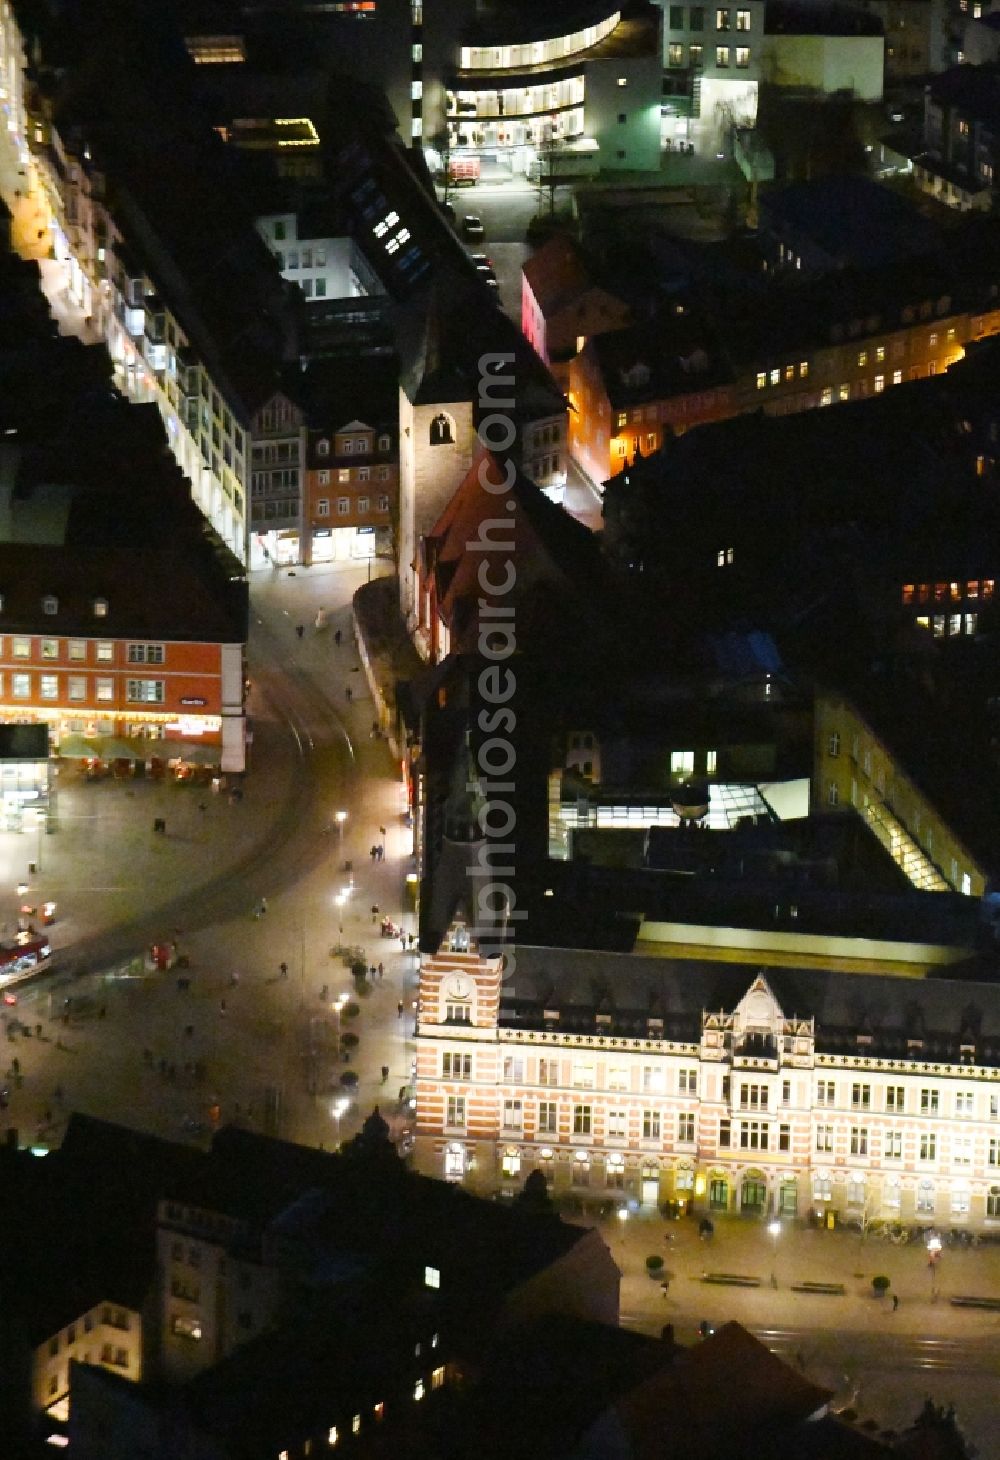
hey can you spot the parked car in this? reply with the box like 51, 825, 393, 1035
462, 214, 485, 240
475, 262, 497, 282
469, 252, 493, 268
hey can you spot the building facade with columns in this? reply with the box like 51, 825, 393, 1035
415, 928, 1000, 1229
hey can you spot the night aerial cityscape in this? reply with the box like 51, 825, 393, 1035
2, 0, 1000, 1455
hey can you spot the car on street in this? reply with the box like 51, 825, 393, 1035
461, 214, 484, 240
474, 262, 497, 282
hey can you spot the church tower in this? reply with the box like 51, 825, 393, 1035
397, 277, 477, 637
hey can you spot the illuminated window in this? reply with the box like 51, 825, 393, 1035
965, 613, 977, 635
736, 44, 750, 63
671, 750, 694, 774
769, 367, 779, 385
821, 387, 832, 406
784, 364, 794, 381
328, 1428, 339, 1447
617, 76, 627, 86
756, 372, 766, 389
40, 675, 58, 701
42, 595, 58, 615
424, 1265, 440, 1288
716, 45, 730, 64
874, 374, 884, 392
13, 637, 30, 658
374, 1402, 384, 1421
93, 598, 108, 618
857, 350, 867, 367
96, 677, 114, 702
431, 1366, 445, 1389
352, 1415, 361, 1435
716, 7, 731, 27
414, 1379, 425, 1402
799, 360, 808, 378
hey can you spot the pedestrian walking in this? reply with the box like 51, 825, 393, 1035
369, 964, 377, 981
295, 624, 304, 639
400, 934, 407, 951
377, 844, 384, 861
377, 962, 384, 981
219, 1000, 227, 1016
371, 903, 379, 923
381, 1064, 389, 1083
279, 962, 289, 980
334, 628, 342, 646
892, 1294, 899, 1311
260, 897, 268, 916
370, 845, 377, 862
35, 1024, 41, 1038
345, 685, 353, 702
408, 933, 416, 949
397, 1001, 404, 1018
11, 1057, 19, 1075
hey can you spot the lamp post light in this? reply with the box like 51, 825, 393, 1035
335, 809, 348, 846
331, 1095, 350, 1148
926, 1232, 942, 1300
768, 1219, 782, 1288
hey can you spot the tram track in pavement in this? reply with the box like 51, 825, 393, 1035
21, 603, 358, 991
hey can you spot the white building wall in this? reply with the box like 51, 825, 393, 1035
584, 54, 665, 171
761, 33, 885, 100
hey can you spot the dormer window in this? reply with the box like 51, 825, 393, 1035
42, 595, 58, 615
317, 439, 330, 457
93, 598, 108, 618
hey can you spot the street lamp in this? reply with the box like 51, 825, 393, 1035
926, 1232, 942, 1300
335, 809, 348, 845
331, 1095, 350, 1147
768, 1219, 781, 1288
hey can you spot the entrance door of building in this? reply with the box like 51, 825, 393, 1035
779, 1179, 798, 1216
741, 1175, 767, 1214
641, 1169, 660, 1208
709, 1177, 729, 1211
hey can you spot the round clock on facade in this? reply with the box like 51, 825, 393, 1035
443, 973, 472, 1000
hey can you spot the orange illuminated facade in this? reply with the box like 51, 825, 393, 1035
0, 630, 238, 762
569, 295, 1000, 488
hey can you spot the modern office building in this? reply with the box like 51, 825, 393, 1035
657, 0, 765, 155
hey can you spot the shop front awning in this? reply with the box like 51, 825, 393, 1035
164, 740, 222, 765
57, 734, 104, 759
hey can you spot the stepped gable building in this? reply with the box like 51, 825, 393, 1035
415, 924, 1000, 1227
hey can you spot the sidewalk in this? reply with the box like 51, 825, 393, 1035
601, 1209, 1000, 1340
